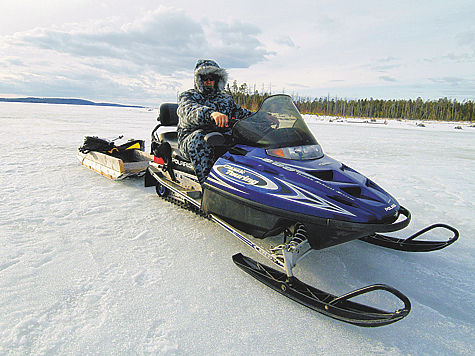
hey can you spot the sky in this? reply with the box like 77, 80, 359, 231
0, 0, 474, 106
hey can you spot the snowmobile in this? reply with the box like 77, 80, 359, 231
145, 94, 458, 327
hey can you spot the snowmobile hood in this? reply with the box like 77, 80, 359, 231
208, 150, 401, 224
194, 59, 228, 95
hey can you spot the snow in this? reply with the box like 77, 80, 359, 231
1, 102, 474, 355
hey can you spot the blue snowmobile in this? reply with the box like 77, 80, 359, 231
145, 94, 458, 327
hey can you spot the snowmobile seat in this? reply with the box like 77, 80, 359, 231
159, 131, 179, 148
154, 103, 182, 156
158, 103, 179, 126
155, 103, 180, 146
151, 103, 193, 174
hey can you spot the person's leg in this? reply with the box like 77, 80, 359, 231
179, 131, 215, 184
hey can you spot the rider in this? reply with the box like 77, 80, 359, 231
177, 59, 251, 185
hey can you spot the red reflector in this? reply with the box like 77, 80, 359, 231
154, 156, 165, 165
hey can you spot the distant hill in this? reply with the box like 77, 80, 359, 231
0, 97, 144, 108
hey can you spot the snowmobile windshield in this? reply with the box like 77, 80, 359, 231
233, 95, 319, 151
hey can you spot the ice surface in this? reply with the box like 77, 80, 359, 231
1, 102, 474, 355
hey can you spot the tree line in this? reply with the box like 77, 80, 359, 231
225, 80, 475, 122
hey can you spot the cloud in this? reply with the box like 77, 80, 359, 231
0, 63, 182, 104
428, 77, 468, 86
380, 75, 397, 82
444, 52, 474, 62
423, 30, 475, 64
377, 56, 399, 63
274, 35, 299, 49
427, 77, 475, 99
5, 7, 270, 74
285, 83, 311, 89
0, 57, 27, 67
370, 56, 402, 71
205, 20, 271, 68
0, 6, 272, 104
372, 63, 402, 71
2, 2, 474, 103
456, 30, 475, 47
424, 52, 474, 63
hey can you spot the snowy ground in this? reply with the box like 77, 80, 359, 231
1, 102, 474, 355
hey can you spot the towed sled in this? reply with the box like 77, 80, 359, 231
78, 136, 153, 180
145, 95, 459, 327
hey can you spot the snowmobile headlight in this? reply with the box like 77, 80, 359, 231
266, 144, 323, 160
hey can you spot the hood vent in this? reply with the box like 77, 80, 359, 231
340, 185, 380, 202
307, 170, 334, 181
365, 178, 385, 193
330, 195, 356, 207
340, 186, 362, 197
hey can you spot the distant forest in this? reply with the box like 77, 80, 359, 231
225, 81, 475, 122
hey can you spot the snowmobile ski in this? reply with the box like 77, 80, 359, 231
232, 253, 411, 327
359, 223, 459, 252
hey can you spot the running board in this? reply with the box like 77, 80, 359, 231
233, 253, 411, 327
146, 165, 201, 208
359, 223, 459, 252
